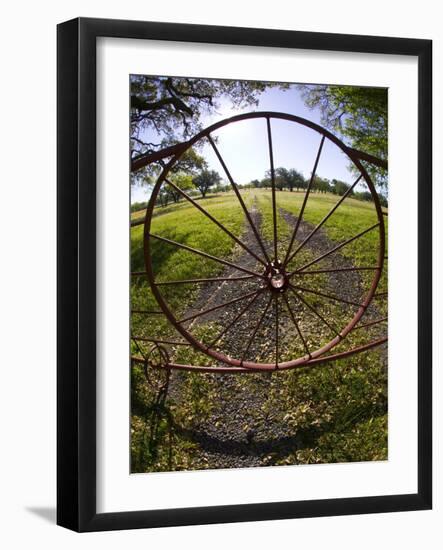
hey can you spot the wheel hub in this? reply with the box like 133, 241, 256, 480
265, 261, 289, 293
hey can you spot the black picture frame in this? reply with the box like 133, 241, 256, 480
57, 17, 432, 532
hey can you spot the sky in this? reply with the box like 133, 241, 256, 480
131, 84, 367, 204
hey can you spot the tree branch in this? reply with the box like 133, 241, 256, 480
131, 94, 193, 116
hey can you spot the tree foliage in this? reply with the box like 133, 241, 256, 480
298, 84, 388, 187
265, 167, 306, 192
330, 178, 352, 196
131, 76, 267, 144
193, 169, 222, 198
130, 76, 287, 183
286, 168, 306, 191
135, 147, 208, 194
167, 172, 194, 203
170, 148, 207, 175
312, 175, 331, 194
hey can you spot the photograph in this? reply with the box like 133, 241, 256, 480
129, 75, 388, 473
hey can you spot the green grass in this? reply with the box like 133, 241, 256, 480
130, 193, 223, 223
271, 190, 385, 297
253, 189, 387, 355
131, 191, 251, 343
130, 189, 388, 473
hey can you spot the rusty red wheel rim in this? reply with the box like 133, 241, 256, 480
141, 112, 386, 371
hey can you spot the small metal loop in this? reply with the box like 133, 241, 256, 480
143, 344, 171, 392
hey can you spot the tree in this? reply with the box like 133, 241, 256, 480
157, 187, 171, 208
167, 172, 194, 203
265, 167, 305, 192
311, 176, 331, 194
213, 182, 230, 193
265, 167, 288, 191
170, 148, 207, 176
353, 190, 373, 202
131, 201, 148, 213
260, 177, 271, 189
275, 167, 288, 191
354, 190, 388, 208
331, 179, 352, 196
193, 169, 222, 198
297, 84, 387, 187
133, 147, 208, 198
131, 76, 288, 179
287, 168, 305, 192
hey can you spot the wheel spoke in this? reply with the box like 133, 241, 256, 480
207, 134, 271, 264
296, 266, 379, 275
282, 294, 311, 358
289, 286, 341, 337
178, 288, 263, 324
131, 217, 145, 228
241, 294, 273, 362
266, 117, 278, 261
132, 337, 147, 360
352, 317, 388, 331
285, 175, 362, 265
208, 288, 265, 348
290, 283, 364, 308
274, 294, 279, 368
131, 309, 164, 315
305, 337, 388, 366
289, 222, 380, 275
164, 177, 267, 266
154, 275, 255, 285
148, 233, 264, 279
283, 135, 325, 266
132, 336, 192, 346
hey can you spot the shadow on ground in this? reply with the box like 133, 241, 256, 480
26, 507, 56, 524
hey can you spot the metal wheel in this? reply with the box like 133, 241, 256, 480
142, 112, 386, 371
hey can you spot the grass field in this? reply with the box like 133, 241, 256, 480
130, 189, 388, 472
131, 192, 252, 343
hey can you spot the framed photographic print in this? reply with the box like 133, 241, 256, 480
57, 17, 432, 531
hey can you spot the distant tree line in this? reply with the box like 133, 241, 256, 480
131, 201, 149, 213
137, 154, 387, 209
245, 166, 388, 207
